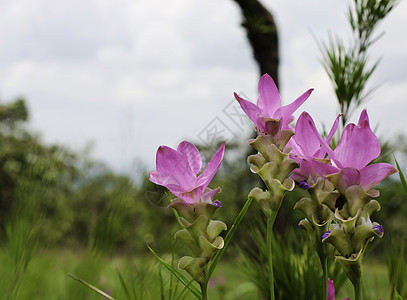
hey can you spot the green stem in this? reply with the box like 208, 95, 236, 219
353, 280, 361, 300
200, 281, 208, 300
267, 213, 277, 300
319, 254, 328, 300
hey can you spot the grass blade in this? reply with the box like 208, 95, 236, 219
147, 245, 201, 300
208, 197, 253, 278
67, 273, 117, 300
117, 271, 132, 300
394, 156, 407, 194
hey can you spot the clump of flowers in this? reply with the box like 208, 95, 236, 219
234, 74, 313, 217
147, 73, 398, 300
149, 141, 227, 290
290, 109, 397, 299
234, 74, 313, 299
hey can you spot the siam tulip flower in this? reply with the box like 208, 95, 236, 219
149, 141, 227, 285
289, 112, 341, 186
234, 73, 313, 135
328, 109, 397, 194
149, 141, 225, 205
327, 278, 350, 300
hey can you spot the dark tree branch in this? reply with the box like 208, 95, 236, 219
233, 0, 279, 86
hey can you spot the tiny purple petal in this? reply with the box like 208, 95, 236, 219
372, 225, 384, 234
211, 200, 222, 208
299, 180, 311, 190
322, 230, 331, 240
327, 278, 335, 300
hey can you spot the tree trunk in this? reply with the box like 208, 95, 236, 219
233, 0, 279, 87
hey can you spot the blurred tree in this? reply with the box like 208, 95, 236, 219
0, 98, 176, 253
319, 0, 397, 126
233, 0, 279, 86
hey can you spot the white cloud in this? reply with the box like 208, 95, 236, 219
0, 0, 406, 174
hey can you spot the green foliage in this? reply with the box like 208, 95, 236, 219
3, 219, 39, 299
319, 0, 398, 126
237, 206, 346, 300
387, 241, 407, 299
0, 97, 178, 255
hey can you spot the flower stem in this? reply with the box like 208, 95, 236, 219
267, 213, 277, 300
353, 280, 361, 300
200, 281, 208, 300
320, 254, 328, 300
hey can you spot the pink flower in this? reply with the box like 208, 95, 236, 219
327, 278, 350, 300
234, 74, 313, 135
329, 109, 397, 192
149, 141, 225, 204
289, 112, 340, 185
328, 278, 383, 300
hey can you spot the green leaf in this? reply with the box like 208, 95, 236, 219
394, 289, 403, 300
67, 273, 117, 300
147, 245, 202, 300
207, 197, 253, 278
394, 156, 407, 195
117, 271, 132, 300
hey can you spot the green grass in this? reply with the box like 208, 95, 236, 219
0, 249, 259, 300
336, 258, 390, 300
0, 247, 397, 300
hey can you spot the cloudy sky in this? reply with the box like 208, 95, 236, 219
0, 0, 406, 175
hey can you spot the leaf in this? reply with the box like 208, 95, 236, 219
207, 197, 253, 278
147, 245, 202, 300
394, 156, 407, 195
117, 271, 132, 300
67, 273, 117, 300
394, 289, 403, 300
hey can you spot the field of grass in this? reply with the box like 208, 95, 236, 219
0, 247, 395, 300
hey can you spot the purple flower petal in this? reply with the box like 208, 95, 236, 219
326, 114, 342, 145
276, 88, 313, 128
177, 141, 202, 175
372, 224, 384, 234
234, 92, 262, 127
359, 163, 398, 191
333, 110, 380, 169
202, 187, 221, 203
334, 167, 360, 194
155, 146, 196, 190
299, 180, 311, 190
327, 278, 335, 300
234, 74, 312, 134
322, 230, 331, 240
197, 142, 226, 192
211, 200, 222, 208
257, 74, 281, 114
291, 112, 322, 157
150, 141, 225, 204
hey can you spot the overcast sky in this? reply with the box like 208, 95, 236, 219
0, 0, 406, 176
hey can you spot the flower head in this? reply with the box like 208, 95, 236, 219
329, 109, 397, 192
149, 141, 225, 204
289, 112, 340, 185
234, 74, 313, 135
